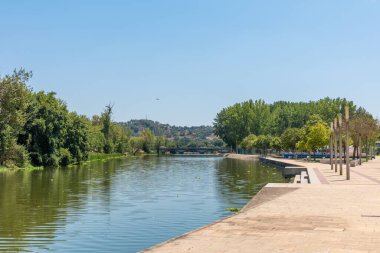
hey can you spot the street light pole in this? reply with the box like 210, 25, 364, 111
345, 106, 350, 180
334, 118, 338, 173
330, 122, 334, 170
338, 113, 343, 175
359, 134, 362, 165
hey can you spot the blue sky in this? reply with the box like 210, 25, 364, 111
1, 0, 379, 126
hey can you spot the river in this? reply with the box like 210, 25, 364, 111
0, 156, 288, 252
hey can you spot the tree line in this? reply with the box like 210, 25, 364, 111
214, 98, 379, 156
122, 119, 224, 148
0, 70, 172, 169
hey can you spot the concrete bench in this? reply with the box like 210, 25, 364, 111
294, 174, 301, 184
300, 171, 309, 184
284, 166, 306, 178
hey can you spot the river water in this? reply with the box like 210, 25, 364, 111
0, 156, 288, 252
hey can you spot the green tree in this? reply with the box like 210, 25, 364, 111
101, 104, 113, 153
350, 108, 378, 160
296, 122, 329, 157
249, 99, 270, 135
0, 69, 32, 167
64, 113, 89, 163
22, 91, 69, 167
140, 128, 154, 153
296, 140, 309, 152
112, 124, 130, 153
240, 134, 257, 150
214, 104, 250, 150
59, 148, 72, 166
88, 115, 105, 152
154, 136, 165, 156
280, 128, 302, 151
254, 135, 273, 154
305, 123, 330, 154
270, 136, 282, 153
129, 137, 143, 155
214, 98, 357, 149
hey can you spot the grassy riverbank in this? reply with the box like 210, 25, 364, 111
72, 153, 126, 166
0, 153, 126, 171
0, 164, 43, 173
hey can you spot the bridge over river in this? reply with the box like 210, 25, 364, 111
161, 147, 230, 154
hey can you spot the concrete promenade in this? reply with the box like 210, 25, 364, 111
143, 157, 380, 253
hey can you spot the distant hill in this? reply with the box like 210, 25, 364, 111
119, 119, 224, 148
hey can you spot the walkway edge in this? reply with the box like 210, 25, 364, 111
141, 184, 298, 252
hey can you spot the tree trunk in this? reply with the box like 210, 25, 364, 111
343, 147, 346, 163
356, 146, 359, 160
356, 146, 358, 160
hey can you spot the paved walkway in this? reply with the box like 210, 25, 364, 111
143, 157, 380, 253
270, 157, 380, 185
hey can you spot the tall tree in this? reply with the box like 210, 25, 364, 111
305, 123, 330, 155
64, 113, 89, 163
350, 108, 378, 160
140, 128, 154, 153
154, 136, 165, 156
280, 128, 302, 151
240, 134, 257, 150
22, 91, 69, 166
0, 69, 31, 167
101, 104, 114, 153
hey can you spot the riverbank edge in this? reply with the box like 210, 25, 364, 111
141, 154, 294, 252
0, 153, 126, 172
142, 155, 311, 252
226, 154, 322, 184
224, 153, 261, 160
141, 183, 296, 252
0, 165, 43, 173
0, 152, 224, 172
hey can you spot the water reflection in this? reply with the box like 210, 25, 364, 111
215, 158, 288, 207
0, 159, 125, 252
0, 157, 287, 252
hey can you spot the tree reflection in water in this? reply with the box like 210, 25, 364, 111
214, 158, 288, 208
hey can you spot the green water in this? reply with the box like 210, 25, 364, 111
0, 156, 288, 252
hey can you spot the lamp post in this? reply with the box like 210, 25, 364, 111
330, 122, 334, 170
359, 134, 362, 165
345, 106, 350, 180
334, 118, 338, 173
338, 113, 343, 175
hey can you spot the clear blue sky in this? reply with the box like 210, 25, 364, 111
1, 0, 379, 126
